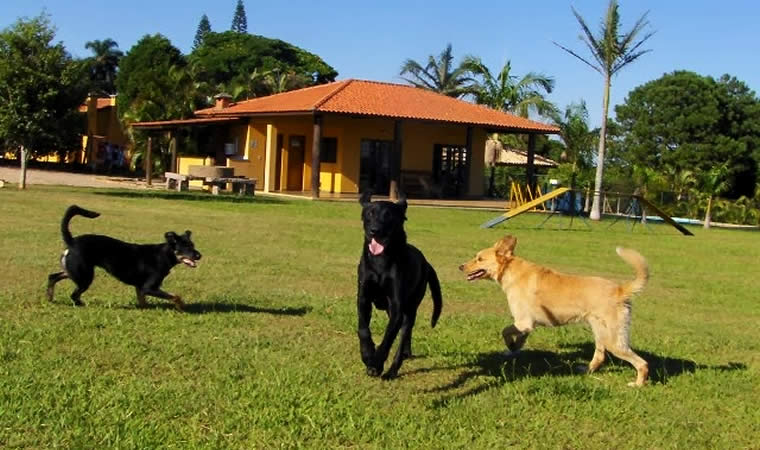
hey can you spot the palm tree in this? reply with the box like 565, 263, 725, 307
554, 0, 654, 220
84, 38, 123, 94
696, 164, 730, 229
462, 56, 556, 195
463, 56, 556, 118
400, 44, 476, 98
551, 101, 594, 174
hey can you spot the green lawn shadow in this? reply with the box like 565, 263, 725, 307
94, 190, 289, 204
419, 342, 746, 407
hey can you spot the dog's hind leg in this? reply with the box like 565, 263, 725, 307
586, 322, 607, 373
135, 287, 148, 308
608, 345, 649, 387
382, 311, 417, 380
46, 272, 68, 301
68, 266, 93, 307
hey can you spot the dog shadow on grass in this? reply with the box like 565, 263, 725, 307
123, 301, 311, 316
414, 343, 746, 407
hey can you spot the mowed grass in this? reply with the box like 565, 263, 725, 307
1, 186, 759, 449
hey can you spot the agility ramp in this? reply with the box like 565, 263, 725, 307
481, 189, 694, 236
481, 187, 569, 228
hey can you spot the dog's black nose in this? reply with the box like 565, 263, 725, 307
195, 252, 202, 260
458, 264, 464, 271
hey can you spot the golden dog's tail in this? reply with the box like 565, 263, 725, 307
616, 247, 648, 298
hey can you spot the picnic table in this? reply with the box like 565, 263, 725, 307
164, 172, 257, 196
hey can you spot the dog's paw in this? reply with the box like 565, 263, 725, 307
627, 381, 645, 388
381, 370, 398, 381
503, 349, 521, 358
366, 366, 382, 377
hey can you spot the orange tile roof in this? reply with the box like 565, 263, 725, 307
131, 117, 242, 129
195, 79, 559, 133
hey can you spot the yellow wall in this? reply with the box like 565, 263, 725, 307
177, 156, 211, 188
225, 114, 491, 196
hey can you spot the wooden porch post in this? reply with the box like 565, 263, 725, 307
526, 133, 536, 191
464, 126, 473, 197
169, 130, 177, 173
390, 120, 403, 200
145, 136, 152, 186
311, 114, 322, 199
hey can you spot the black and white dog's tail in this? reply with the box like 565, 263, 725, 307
61, 205, 100, 246
427, 263, 443, 328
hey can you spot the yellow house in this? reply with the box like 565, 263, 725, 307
78, 96, 129, 166
132, 79, 558, 198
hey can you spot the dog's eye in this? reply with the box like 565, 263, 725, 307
477, 256, 483, 262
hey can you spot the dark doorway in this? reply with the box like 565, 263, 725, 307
433, 144, 469, 197
275, 134, 283, 189
360, 139, 392, 195
287, 135, 305, 191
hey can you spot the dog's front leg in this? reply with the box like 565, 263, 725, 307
372, 280, 404, 378
382, 311, 417, 380
142, 285, 184, 310
357, 282, 377, 375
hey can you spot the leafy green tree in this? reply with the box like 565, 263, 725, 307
84, 38, 122, 95
231, 0, 248, 33
189, 31, 337, 96
400, 44, 476, 98
193, 14, 212, 50
615, 71, 760, 199
0, 14, 88, 188
551, 101, 595, 173
463, 56, 556, 118
117, 34, 188, 122
554, 0, 654, 220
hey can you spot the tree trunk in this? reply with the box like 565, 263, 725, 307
589, 74, 611, 221
703, 195, 713, 229
18, 146, 28, 190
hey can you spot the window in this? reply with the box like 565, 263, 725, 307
320, 137, 338, 163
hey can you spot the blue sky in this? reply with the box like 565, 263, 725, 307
2, 1, 758, 127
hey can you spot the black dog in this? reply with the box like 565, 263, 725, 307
356, 192, 442, 379
46, 205, 202, 309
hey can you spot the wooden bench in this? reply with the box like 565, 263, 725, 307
164, 172, 257, 197
204, 177, 257, 196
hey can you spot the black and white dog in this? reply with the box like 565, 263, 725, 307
47, 205, 201, 309
356, 192, 442, 379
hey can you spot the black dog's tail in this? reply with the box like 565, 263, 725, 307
61, 205, 100, 246
427, 263, 443, 328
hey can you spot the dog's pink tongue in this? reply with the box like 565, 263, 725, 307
368, 238, 385, 256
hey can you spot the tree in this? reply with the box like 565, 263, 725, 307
193, 14, 212, 50
0, 14, 88, 189
463, 56, 556, 118
462, 56, 556, 194
554, 0, 654, 220
84, 38, 122, 95
552, 101, 595, 173
117, 34, 188, 122
189, 31, 337, 96
231, 0, 248, 33
400, 44, 476, 98
615, 71, 760, 199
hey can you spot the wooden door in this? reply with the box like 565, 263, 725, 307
287, 135, 305, 191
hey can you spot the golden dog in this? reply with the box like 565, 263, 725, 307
459, 235, 649, 386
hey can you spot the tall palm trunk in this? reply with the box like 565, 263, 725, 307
18, 146, 28, 190
590, 74, 611, 220
703, 195, 713, 229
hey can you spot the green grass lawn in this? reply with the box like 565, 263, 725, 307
1, 186, 759, 449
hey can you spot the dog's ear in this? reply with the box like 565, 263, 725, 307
164, 231, 178, 245
360, 190, 372, 208
495, 235, 517, 261
396, 191, 407, 214
184, 230, 192, 239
